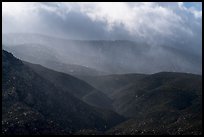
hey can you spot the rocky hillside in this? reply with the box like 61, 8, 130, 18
2, 50, 125, 135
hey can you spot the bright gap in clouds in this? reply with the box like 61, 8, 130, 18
2, 2, 37, 17
183, 2, 202, 10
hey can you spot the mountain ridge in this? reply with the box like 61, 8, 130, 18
3, 33, 202, 75
2, 50, 125, 135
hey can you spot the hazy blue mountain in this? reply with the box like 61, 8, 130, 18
3, 33, 202, 75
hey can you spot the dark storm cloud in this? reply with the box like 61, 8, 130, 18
37, 8, 109, 40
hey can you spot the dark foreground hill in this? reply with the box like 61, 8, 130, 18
2, 50, 125, 135
81, 72, 202, 135
2, 49, 202, 135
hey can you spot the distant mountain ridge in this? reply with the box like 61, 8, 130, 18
2, 32, 202, 135
3, 33, 202, 75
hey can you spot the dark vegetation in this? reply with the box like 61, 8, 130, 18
2, 50, 124, 135
2, 49, 202, 135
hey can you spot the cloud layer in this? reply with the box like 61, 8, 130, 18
2, 2, 202, 52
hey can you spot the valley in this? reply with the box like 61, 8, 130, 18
2, 49, 202, 135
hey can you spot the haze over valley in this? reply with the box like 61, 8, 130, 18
2, 2, 202, 135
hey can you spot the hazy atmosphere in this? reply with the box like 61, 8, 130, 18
2, 2, 202, 135
2, 2, 202, 75
2, 2, 202, 41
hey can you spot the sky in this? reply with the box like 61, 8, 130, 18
2, 2, 202, 49
2, 2, 202, 74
